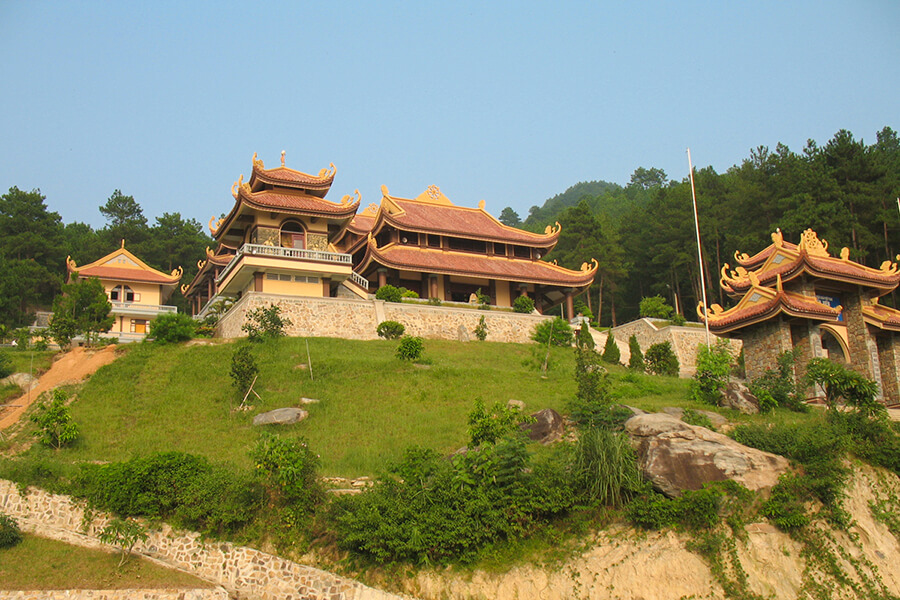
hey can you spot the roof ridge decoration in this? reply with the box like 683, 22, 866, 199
209, 216, 224, 236
798, 228, 829, 257
341, 189, 361, 206
231, 175, 244, 200
68, 246, 183, 283
413, 185, 453, 206
361, 203, 379, 217
545, 221, 561, 236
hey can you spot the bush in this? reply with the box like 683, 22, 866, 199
400, 287, 419, 299
628, 482, 749, 531
0, 350, 12, 379
569, 349, 626, 429
251, 433, 323, 517
627, 335, 644, 371
98, 518, 148, 567
230, 345, 258, 398
149, 312, 196, 343
427, 297, 442, 306
513, 295, 535, 314
689, 340, 732, 406
749, 349, 804, 412
572, 427, 642, 506
242, 304, 292, 341
639, 295, 674, 319
467, 399, 531, 447
473, 315, 488, 341
806, 357, 882, 417
30, 389, 78, 449
644, 341, 679, 376
601, 331, 620, 364
375, 285, 402, 303
0, 513, 23, 549
531, 317, 573, 347
376, 320, 405, 339
396, 336, 424, 361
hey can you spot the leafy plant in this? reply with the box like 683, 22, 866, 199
0, 350, 12, 379
230, 345, 258, 397
575, 321, 595, 350
473, 315, 488, 341
627, 335, 644, 371
601, 331, 620, 364
0, 513, 23, 549
572, 427, 642, 506
30, 388, 78, 449
396, 335, 424, 361
97, 517, 148, 567
805, 357, 882, 417
400, 287, 419, 299
427, 297, 442, 306
531, 317, 573, 347
376, 320, 405, 340
474, 288, 491, 309
149, 312, 196, 343
251, 433, 322, 517
47, 277, 113, 347
644, 341, 679, 376
467, 399, 532, 447
375, 285, 402, 303
512, 295, 535, 313
639, 295, 674, 319
681, 408, 716, 431
689, 340, 732, 406
749, 349, 804, 412
568, 349, 629, 429
242, 304, 292, 341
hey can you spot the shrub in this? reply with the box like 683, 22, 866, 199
572, 427, 642, 506
0, 513, 23, 549
681, 408, 716, 431
644, 341, 679, 376
569, 349, 622, 429
601, 331, 620, 364
251, 433, 323, 517
473, 315, 488, 341
0, 350, 12, 379
399, 287, 419, 299
749, 349, 804, 412
149, 312, 196, 343
427, 297, 442, 306
689, 340, 732, 406
474, 288, 491, 309
375, 285, 402, 303
531, 317, 573, 347
396, 336, 424, 361
628, 482, 749, 531
376, 320, 405, 339
575, 322, 595, 350
513, 295, 535, 314
467, 399, 531, 447
806, 357, 882, 417
30, 389, 78, 449
230, 345, 258, 398
98, 518, 148, 567
242, 304, 292, 341
639, 295, 674, 319
627, 335, 644, 371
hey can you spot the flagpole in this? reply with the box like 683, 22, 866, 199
687, 148, 711, 347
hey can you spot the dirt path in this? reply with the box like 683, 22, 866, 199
0, 346, 120, 431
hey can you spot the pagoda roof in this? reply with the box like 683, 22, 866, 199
182, 245, 236, 297
700, 274, 842, 334
862, 300, 900, 332
732, 230, 799, 268
369, 185, 561, 247
248, 152, 335, 197
357, 237, 597, 288
720, 229, 900, 295
67, 243, 183, 286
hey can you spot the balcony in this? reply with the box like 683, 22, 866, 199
217, 243, 353, 285
109, 302, 178, 317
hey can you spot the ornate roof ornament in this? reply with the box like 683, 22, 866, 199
341, 189, 361, 205
205, 246, 215, 259
171, 266, 183, 279
426, 185, 441, 202
318, 163, 336, 178
208, 216, 223, 236
361, 202, 379, 217
748, 271, 760, 286
66, 256, 77, 271
231, 175, 244, 199
478, 200, 486, 210
367, 231, 377, 248
798, 228, 829, 257
381, 184, 390, 198
720, 263, 749, 286
544, 221, 561, 235
281, 150, 286, 167
772, 228, 784, 248
197, 259, 206, 270
580, 258, 599, 273
252, 152, 264, 170
734, 250, 751, 263
880, 259, 899, 275
180, 283, 189, 295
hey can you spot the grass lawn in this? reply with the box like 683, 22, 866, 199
3, 350, 57, 378
0, 534, 212, 590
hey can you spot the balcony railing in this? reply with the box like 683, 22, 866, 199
217, 243, 353, 284
110, 302, 178, 314
350, 271, 370, 290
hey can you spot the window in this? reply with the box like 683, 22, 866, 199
280, 220, 306, 249
427, 234, 441, 248
111, 285, 138, 302
513, 246, 531, 259
448, 237, 487, 253
130, 319, 147, 333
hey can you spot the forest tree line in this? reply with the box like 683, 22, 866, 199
500, 127, 900, 327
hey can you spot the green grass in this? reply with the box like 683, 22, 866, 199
3, 350, 57, 377
0, 534, 212, 590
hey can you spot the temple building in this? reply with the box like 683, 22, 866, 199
66, 242, 182, 341
699, 229, 900, 406
184, 153, 597, 319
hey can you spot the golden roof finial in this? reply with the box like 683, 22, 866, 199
66, 256, 77, 270
772, 228, 783, 248
341, 189, 361, 205
171, 266, 183, 279
281, 150, 285, 167
180, 283, 189, 295
478, 199, 486, 210
121, 239, 125, 249
381, 184, 390, 198
252, 152, 264, 170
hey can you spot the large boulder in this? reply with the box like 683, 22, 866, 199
0, 373, 37, 392
521, 408, 565, 444
625, 412, 789, 498
253, 407, 308, 426
722, 379, 760, 414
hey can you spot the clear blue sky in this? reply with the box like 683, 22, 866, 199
1, 1, 897, 230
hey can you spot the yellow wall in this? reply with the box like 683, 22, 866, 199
101, 280, 164, 305
263, 277, 324, 297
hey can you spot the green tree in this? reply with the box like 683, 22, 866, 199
498, 207, 522, 227
645, 341, 680, 376
149, 312, 196, 343
99, 190, 148, 248
639, 295, 674, 319
98, 518, 148, 567
690, 340, 733, 406
31, 389, 79, 449
601, 331, 620, 364
628, 335, 644, 371
47, 277, 113, 346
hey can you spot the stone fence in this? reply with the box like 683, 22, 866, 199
0, 480, 410, 600
217, 292, 551, 344
611, 318, 741, 377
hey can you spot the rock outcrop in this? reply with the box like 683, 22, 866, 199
252, 407, 308, 426
625, 412, 788, 497
722, 379, 760, 414
521, 408, 565, 444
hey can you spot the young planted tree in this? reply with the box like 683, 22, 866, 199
31, 389, 79, 449
601, 331, 620, 364
47, 276, 113, 347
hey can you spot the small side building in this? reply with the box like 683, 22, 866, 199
66, 243, 182, 342
699, 229, 900, 406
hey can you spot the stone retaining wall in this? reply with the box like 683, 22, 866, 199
217, 293, 551, 344
0, 590, 228, 600
0, 480, 410, 600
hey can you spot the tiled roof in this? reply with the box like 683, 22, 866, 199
862, 303, 900, 332
249, 157, 335, 196
723, 252, 900, 294
68, 246, 182, 285
702, 285, 841, 334
358, 242, 596, 287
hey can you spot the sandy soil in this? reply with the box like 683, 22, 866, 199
0, 345, 120, 431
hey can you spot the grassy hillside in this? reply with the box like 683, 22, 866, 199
9, 337, 696, 477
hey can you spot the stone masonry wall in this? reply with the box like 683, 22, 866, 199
0, 480, 409, 600
0, 591, 227, 600
217, 293, 551, 344
742, 318, 792, 382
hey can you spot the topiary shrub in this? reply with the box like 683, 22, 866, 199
531, 317, 573, 347
149, 312, 196, 343
644, 341, 679, 376
0, 513, 23, 549
601, 331, 620, 364
376, 320, 405, 340
375, 285, 402, 303
513, 295, 535, 314
473, 315, 488, 341
627, 335, 644, 371
396, 336, 424, 361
